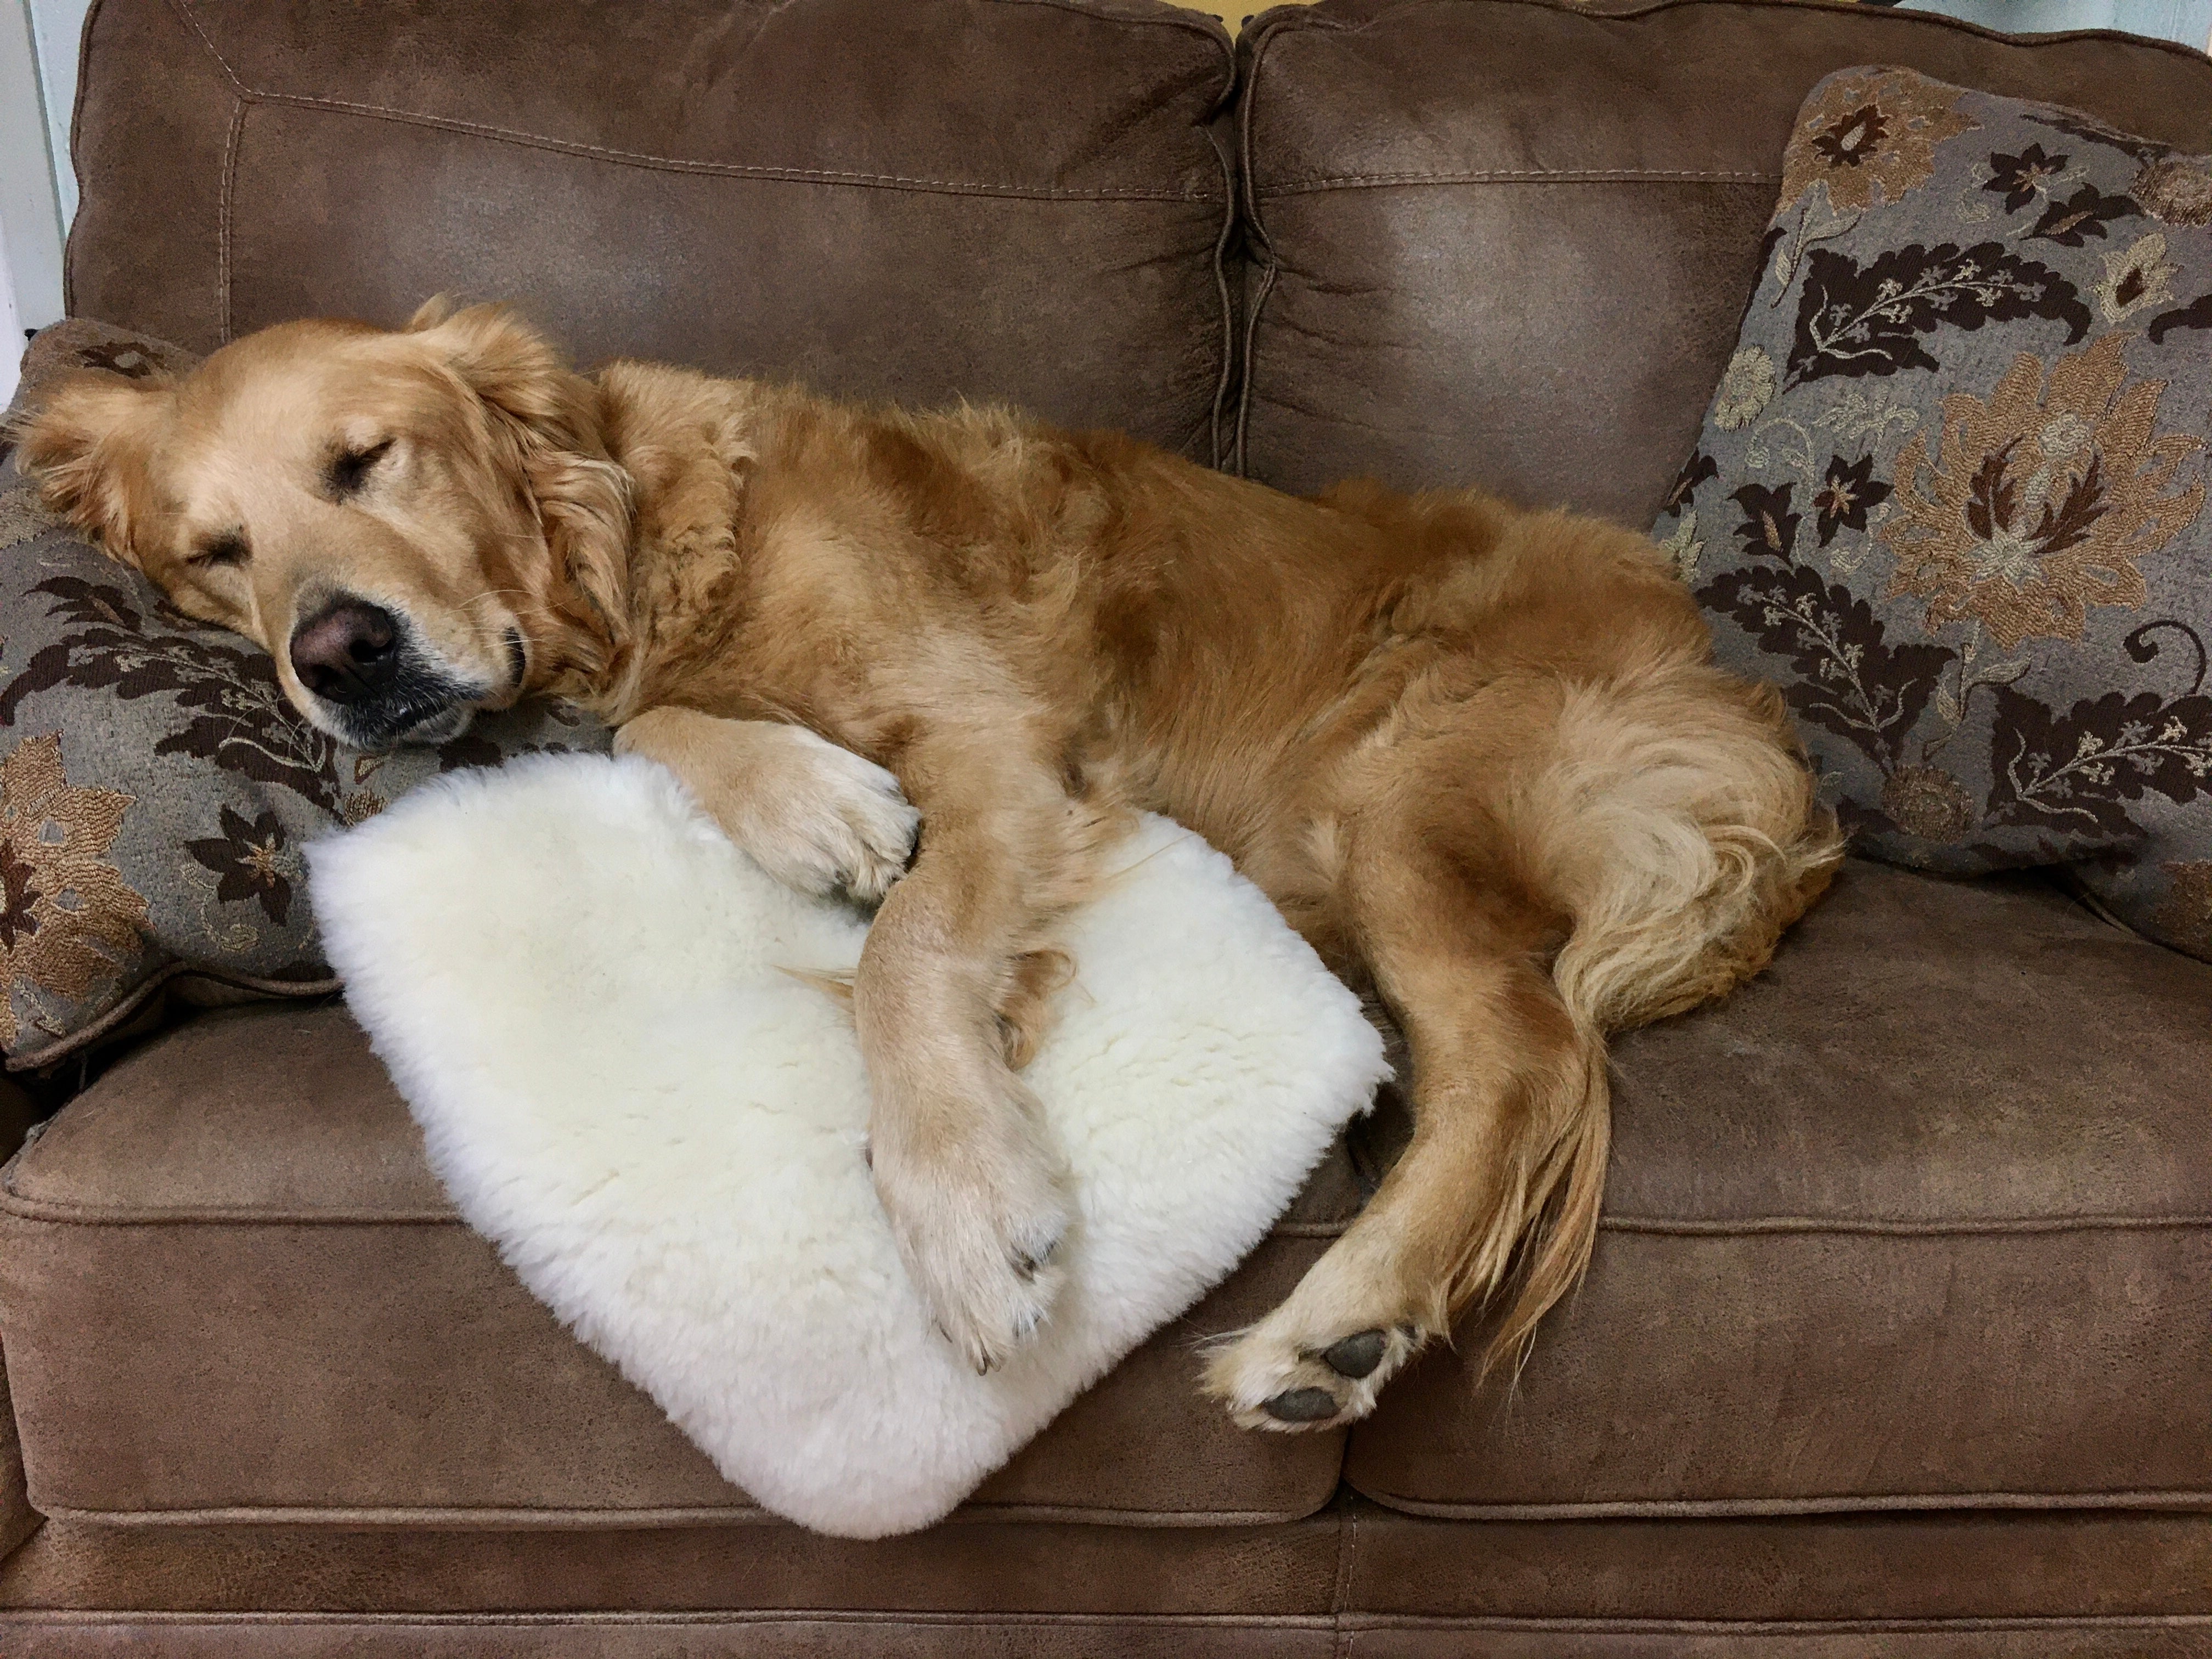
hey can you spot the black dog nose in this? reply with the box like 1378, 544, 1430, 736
289, 600, 400, 706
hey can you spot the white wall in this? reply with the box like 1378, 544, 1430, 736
22, 0, 80, 225
1, 0, 72, 406
1903, 0, 2212, 45
0, 211, 21, 408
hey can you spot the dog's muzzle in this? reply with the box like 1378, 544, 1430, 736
289, 596, 483, 751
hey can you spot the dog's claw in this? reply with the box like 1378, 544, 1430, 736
874, 1086, 1070, 1375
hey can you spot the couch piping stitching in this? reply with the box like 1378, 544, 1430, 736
1249, 0, 2212, 74
1330, 1501, 1359, 1658
239, 96, 1227, 202
1598, 1212, 2212, 1237
1338, 1616, 2212, 1635
167, 0, 245, 94
167, 0, 1222, 205
30, 1497, 1328, 1528
1229, 31, 1275, 479
4, 961, 341, 1076
1204, 123, 1240, 471
1254, 167, 1782, 196
2, 1611, 2208, 1632
7, 1191, 2202, 1234
1357, 1486, 2212, 1522
216, 99, 243, 345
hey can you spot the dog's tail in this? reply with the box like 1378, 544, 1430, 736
1461, 667, 1843, 1374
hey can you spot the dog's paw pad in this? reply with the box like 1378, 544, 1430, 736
1319, 1329, 1388, 1379
1262, 1386, 1345, 1423
1204, 1315, 1426, 1433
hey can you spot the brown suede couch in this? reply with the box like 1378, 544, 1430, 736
2, 0, 2209, 1652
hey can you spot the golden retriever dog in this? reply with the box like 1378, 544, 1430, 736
15, 302, 1841, 1427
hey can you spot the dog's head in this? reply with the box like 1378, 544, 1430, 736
12, 302, 630, 749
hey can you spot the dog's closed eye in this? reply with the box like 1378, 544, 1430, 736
188, 532, 250, 570
328, 438, 394, 498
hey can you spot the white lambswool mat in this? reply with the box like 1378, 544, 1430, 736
307, 753, 1384, 1538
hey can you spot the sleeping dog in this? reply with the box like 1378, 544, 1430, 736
15, 302, 1840, 1428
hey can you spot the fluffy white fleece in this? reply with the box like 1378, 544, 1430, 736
307, 753, 1384, 1538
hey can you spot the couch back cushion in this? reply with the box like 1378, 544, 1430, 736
67, 0, 1235, 459
1233, 0, 2212, 520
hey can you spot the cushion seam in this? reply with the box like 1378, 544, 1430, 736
5, 1194, 2198, 1233
1341, 1616, 2212, 1634
165, 0, 1227, 205
28, 1499, 1328, 1528
216, 98, 241, 346
1204, 117, 1240, 471
1, 963, 341, 1076
1, 1613, 2207, 1633
1330, 1499, 1358, 1659
1231, 16, 1278, 479
1352, 1487, 2212, 1521
1248, 0, 2212, 73
0, 1200, 466, 1224
1254, 168, 1783, 196
1600, 1213, 2212, 1236
0, 1628, 1336, 1637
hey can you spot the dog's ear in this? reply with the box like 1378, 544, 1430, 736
408, 300, 587, 443
526, 448, 634, 674
10, 371, 172, 566
410, 300, 633, 669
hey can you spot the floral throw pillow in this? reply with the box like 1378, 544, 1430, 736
1655, 69, 2212, 962
0, 320, 609, 1069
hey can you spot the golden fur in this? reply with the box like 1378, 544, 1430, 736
14, 302, 1842, 1426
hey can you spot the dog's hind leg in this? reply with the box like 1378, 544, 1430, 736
1205, 663, 1841, 1431
1204, 798, 1598, 1431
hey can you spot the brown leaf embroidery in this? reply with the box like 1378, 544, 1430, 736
1779, 70, 1978, 216
1882, 334, 2205, 651
0, 734, 149, 1047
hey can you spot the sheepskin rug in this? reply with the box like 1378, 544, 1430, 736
307, 753, 1384, 1537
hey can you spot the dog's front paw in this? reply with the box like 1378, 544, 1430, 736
758, 730, 919, 907
621, 717, 920, 907
871, 1074, 1071, 1374
1203, 1293, 1429, 1433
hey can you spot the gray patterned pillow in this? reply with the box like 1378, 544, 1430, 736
1655, 67, 2211, 962
0, 321, 608, 1069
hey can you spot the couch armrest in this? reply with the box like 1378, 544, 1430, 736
0, 1079, 47, 1564
0, 1356, 38, 1566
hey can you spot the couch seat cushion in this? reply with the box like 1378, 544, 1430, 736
1346, 859, 2212, 1517
0, 1003, 1358, 1527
